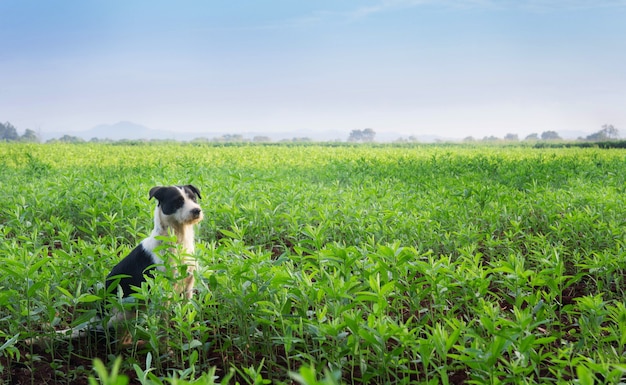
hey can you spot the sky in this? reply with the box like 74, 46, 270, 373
1, 0, 625, 141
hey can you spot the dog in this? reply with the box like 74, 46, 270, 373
106, 184, 204, 301
27, 184, 203, 344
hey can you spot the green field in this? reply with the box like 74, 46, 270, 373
1, 143, 626, 384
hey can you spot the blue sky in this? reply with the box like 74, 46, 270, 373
1, 0, 625, 140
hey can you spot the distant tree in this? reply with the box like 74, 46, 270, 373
214, 134, 246, 142
348, 128, 376, 142
524, 133, 539, 141
540, 131, 561, 140
89, 137, 115, 143
348, 129, 363, 142
603, 124, 619, 139
585, 132, 603, 141
504, 133, 519, 141
482, 136, 500, 142
253, 136, 272, 143
20, 129, 39, 142
362, 128, 375, 142
0, 122, 19, 141
57, 135, 85, 143
395, 136, 420, 143
463, 136, 475, 142
586, 124, 619, 141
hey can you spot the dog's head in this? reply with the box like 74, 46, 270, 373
149, 185, 203, 225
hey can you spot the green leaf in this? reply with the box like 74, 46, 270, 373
56, 286, 74, 299
576, 364, 596, 385
0, 333, 19, 353
77, 294, 102, 303
219, 229, 240, 239
28, 257, 50, 276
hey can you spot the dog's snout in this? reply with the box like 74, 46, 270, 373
191, 208, 202, 218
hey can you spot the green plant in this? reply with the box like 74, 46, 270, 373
2, 142, 626, 384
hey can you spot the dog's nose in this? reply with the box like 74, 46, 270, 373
191, 208, 202, 218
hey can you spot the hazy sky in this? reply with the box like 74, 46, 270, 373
1, 0, 625, 140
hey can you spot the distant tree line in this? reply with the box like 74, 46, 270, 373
191, 135, 314, 143
0, 121, 622, 145
0, 122, 39, 142
459, 125, 620, 144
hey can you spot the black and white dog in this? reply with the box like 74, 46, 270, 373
28, 185, 203, 344
106, 184, 204, 301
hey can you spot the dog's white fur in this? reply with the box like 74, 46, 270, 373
142, 186, 203, 299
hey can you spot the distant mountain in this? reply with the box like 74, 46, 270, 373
40, 121, 173, 141
88, 121, 155, 140
78, 121, 178, 141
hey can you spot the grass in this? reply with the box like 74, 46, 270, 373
1, 142, 626, 384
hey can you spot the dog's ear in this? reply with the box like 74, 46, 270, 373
184, 184, 202, 200
149, 186, 165, 201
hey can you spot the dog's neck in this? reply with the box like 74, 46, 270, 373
150, 207, 195, 254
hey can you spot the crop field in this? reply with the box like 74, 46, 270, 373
1, 142, 626, 384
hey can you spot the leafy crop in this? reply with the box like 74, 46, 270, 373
1, 143, 626, 384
